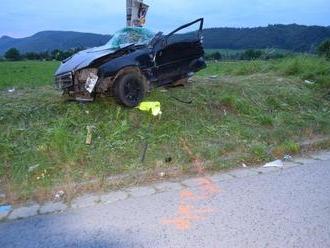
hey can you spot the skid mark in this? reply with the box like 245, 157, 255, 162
162, 177, 220, 231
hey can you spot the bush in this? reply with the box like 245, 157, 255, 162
240, 49, 263, 60
205, 51, 222, 61
317, 40, 330, 59
25, 52, 41, 60
5, 48, 21, 61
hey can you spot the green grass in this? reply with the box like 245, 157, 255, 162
199, 56, 330, 89
0, 61, 59, 89
0, 57, 330, 203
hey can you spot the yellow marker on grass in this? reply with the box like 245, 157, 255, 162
136, 101, 162, 162
137, 101, 162, 116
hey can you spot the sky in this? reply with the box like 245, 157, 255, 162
0, 0, 330, 38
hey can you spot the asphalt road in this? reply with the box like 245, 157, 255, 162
0, 159, 329, 248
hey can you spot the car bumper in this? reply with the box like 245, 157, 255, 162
55, 72, 74, 90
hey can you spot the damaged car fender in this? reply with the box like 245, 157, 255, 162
97, 48, 153, 79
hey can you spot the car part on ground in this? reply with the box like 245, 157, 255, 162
54, 18, 206, 107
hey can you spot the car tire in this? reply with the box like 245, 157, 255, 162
113, 72, 146, 107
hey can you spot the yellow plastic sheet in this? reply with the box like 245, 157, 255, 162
137, 101, 162, 116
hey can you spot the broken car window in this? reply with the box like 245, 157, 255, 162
105, 27, 155, 49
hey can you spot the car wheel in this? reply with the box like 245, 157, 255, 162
113, 72, 146, 107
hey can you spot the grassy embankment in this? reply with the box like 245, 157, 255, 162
0, 57, 329, 203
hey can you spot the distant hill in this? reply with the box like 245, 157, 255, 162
1, 24, 330, 55
203, 24, 330, 52
0, 31, 111, 55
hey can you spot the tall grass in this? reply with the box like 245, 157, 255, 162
199, 55, 330, 89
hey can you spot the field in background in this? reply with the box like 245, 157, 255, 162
0, 61, 59, 89
199, 56, 330, 89
0, 56, 329, 203
204, 48, 294, 60
205, 48, 292, 54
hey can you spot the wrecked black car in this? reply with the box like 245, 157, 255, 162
55, 18, 206, 107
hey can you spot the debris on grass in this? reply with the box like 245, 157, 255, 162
304, 80, 315, 85
28, 164, 40, 173
7, 88, 16, 93
54, 190, 65, 201
159, 172, 166, 178
263, 160, 284, 168
208, 75, 218, 80
36, 169, 49, 180
86, 125, 96, 145
283, 155, 293, 161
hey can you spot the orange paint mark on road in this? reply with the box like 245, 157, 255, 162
162, 177, 221, 231
199, 177, 221, 197
180, 189, 196, 199
162, 203, 215, 230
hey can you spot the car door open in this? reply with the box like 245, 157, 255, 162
154, 18, 205, 85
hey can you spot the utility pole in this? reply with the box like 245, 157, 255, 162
126, 0, 149, 27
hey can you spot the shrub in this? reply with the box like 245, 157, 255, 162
317, 40, 330, 59
205, 51, 222, 61
240, 49, 263, 60
5, 48, 21, 61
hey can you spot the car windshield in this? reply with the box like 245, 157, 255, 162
105, 27, 155, 49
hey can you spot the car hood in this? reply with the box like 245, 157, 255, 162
55, 45, 122, 76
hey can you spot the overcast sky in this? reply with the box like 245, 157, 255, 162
1, 0, 329, 38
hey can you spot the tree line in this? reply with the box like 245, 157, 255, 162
205, 49, 289, 61
205, 39, 330, 61
2, 39, 330, 62
2, 48, 83, 61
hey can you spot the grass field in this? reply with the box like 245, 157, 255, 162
0, 61, 59, 89
0, 57, 330, 203
204, 48, 293, 59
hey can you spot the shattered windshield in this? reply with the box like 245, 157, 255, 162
105, 27, 155, 49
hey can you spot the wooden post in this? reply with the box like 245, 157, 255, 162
127, 0, 149, 27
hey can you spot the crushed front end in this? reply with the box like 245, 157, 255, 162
55, 68, 99, 102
